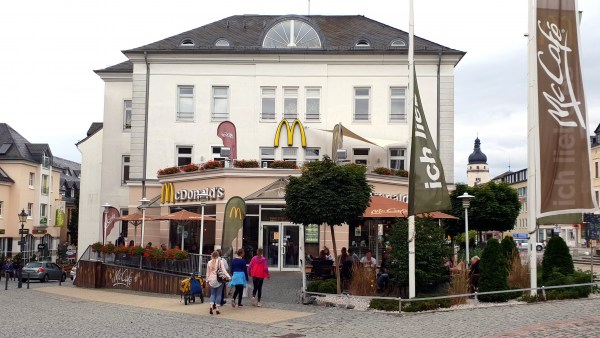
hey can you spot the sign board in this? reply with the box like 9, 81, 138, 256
32, 229, 47, 235
355, 225, 362, 237
17, 240, 26, 246
19, 228, 29, 235
0, 229, 4, 235
305, 224, 319, 244
38, 244, 46, 250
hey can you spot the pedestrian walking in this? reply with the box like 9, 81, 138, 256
229, 248, 248, 307
248, 247, 270, 307
206, 250, 230, 315
217, 248, 229, 306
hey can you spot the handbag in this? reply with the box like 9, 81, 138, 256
216, 258, 229, 283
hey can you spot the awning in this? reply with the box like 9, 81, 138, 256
364, 196, 457, 219
320, 124, 400, 148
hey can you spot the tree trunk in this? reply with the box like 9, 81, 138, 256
329, 224, 341, 294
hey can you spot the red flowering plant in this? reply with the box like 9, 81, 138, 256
395, 169, 409, 177
372, 167, 395, 175
270, 160, 298, 169
91, 242, 103, 253
165, 248, 190, 260
101, 243, 115, 254
202, 160, 223, 170
157, 166, 181, 176
130, 245, 146, 256
233, 159, 260, 168
113, 245, 130, 255
180, 163, 199, 172
144, 247, 164, 261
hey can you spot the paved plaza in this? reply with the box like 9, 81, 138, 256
1, 273, 600, 338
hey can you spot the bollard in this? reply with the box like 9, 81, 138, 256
17, 270, 22, 289
541, 286, 546, 301
4, 272, 8, 290
398, 297, 402, 315
27, 273, 30, 289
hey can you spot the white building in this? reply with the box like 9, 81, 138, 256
78, 15, 464, 268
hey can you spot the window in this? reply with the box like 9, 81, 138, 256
262, 19, 322, 49
120, 209, 129, 237
123, 100, 132, 129
179, 38, 195, 47
260, 147, 275, 168
282, 147, 298, 163
41, 174, 49, 195
29, 172, 34, 186
353, 88, 370, 121
70, 188, 75, 198
42, 151, 50, 168
596, 191, 599, 205
122, 156, 130, 184
355, 39, 370, 47
390, 39, 407, 47
0, 201, 3, 217
27, 203, 33, 217
211, 146, 226, 162
40, 203, 47, 223
389, 148, 406, 170
353, 148, 369, 165
215, 38, 230, 47
211, 86, 229, 121
305, 88, 320, 121
596, 161, 598, 178
177, 86, 194, 121
304, 147, 320, 162
283, 88, 298, 120
261, 87, 276, 120
177, 146, 192, 166
390, 87, 406, 121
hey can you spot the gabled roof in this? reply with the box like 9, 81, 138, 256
0, 123, 52, 165
76, 122, 103, 146
98, 15, 465, 73
245, 177, 289, 200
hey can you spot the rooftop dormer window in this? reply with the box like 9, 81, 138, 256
215, 38, 230, 47
263, 18, 321, 49
390, 39, 407, 47
179, 38, 195, 47
355, 39, 371, 48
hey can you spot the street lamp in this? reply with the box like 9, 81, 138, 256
458, 192, 475, 265
102, 203, 111, 244
17, 209, 28, 288
198, 192, 210, 276
139, 197, 150, 247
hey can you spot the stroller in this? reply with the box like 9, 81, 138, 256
180, 273, 204, 305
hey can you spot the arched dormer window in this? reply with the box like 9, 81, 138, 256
215, 38, 230, 47
179, 38, 195, 47
263, 18, 321, 49
390, 38, 407, 47
355, 39, 371, 47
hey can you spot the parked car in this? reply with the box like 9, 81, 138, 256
514, 238, 544, 252
22, 262, 67, 283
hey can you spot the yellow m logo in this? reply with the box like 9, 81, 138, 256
229, 207, 244, 220
161, 183, 175, 204
274, 119, 307, 148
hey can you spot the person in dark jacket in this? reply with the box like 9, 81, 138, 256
228, 248, 248, 307
468, 256, 480, 294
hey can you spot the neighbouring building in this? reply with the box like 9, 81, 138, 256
0, 123, 65, 261
79, 14, 464, 269
466, 137, 489, 187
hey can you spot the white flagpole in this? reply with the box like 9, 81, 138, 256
527, 0, 538, 295
408, 0, 416, 299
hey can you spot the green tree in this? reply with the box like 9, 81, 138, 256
500, 236, 518, 269
478, 239, 510, 302
388, 217, 451, 294
542, 236, 574, 282
285, 156, 372, 293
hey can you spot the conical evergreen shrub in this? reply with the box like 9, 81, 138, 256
500, 236, 518, 269
542, 236, 574, 282
478, 238, 510, 302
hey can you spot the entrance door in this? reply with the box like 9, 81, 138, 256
260, 222, 303, 271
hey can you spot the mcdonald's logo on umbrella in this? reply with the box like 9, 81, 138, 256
274, 119, 307, 148
161, 183, 175, 204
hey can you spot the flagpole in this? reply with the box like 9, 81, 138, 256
407, 0, 416, 300
527, 0, 538, 296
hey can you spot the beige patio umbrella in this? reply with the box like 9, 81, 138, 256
114, 212, 156, 246
153, 210, 217, 251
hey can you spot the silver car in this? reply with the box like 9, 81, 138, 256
22, 262, 67, 282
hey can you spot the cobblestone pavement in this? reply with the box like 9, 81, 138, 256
2, 275, 600, 338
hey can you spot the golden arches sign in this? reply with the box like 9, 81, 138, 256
228, 207, 244, 220
161, 183, 175, 204
274, 119, 307, 148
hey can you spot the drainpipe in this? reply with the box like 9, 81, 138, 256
143, 52, 150, 198
436, 49, 442, 149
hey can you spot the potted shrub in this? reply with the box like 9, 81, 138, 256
91, 242, 103, 253
202, 160, 223, 170
270, 160, 298, 169
233, 159, 260, 168
373, 167, 394, 175
144, 247, 164, 261
130, 246, 146, 256
157, 166, 180, 175
395, 169, 409, 177
101, 243, 115, 254
180, 163, 199, 172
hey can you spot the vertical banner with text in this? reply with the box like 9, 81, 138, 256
535, 0, 596, 217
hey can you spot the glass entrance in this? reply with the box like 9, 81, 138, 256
260, 222, 303, 271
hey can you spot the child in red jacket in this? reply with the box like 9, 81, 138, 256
248, 247, 270, 307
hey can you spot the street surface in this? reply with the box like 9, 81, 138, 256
1, 276, 600, 338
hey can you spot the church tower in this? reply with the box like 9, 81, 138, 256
467, 137, 489, 186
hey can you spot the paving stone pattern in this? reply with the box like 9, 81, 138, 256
2, 273, 600, 337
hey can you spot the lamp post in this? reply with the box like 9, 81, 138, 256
17, 209, 28, 288
198, 192, 209, 276
458, 192, 475, 264
139, 197, 150, 247
102, 203, 111, 245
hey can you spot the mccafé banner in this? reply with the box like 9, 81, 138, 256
535, 0, 596, 217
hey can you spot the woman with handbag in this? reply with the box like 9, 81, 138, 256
248, 247, 270, 307
206, 250, 230, 315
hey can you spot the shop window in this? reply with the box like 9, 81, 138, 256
353, 87, 370, 121
389, 148, 405, 170
283, 87, 298, 120
261, 87, 276, 120
353, 148, 369, 166
304, 147, 320, 162
390, 87, 406, 121
305, 88, 320, 120
282, 147, 297, 164
260, 147, 275, 168
177, 146, 193, 166
211, 86, 229, 121
177, 86, 194, 121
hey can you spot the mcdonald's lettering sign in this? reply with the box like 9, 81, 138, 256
229, 207, 243, 220
161, 183, 175, 204
274, 119, 307, 148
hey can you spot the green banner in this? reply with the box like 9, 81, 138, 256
221, 196, 246, 256
408, 68, 451, 215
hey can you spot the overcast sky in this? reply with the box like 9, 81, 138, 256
1, 0, 599, 183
